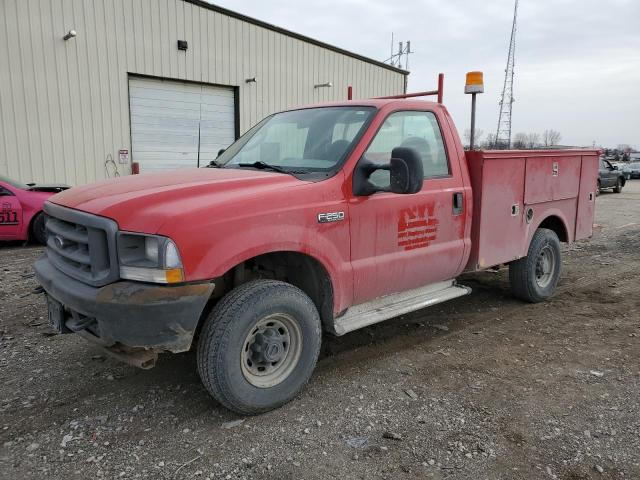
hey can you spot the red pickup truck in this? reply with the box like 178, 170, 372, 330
35, 91, 598, 414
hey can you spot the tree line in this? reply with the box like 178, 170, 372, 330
464, 129, 562, 149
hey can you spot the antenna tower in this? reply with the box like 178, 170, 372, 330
385, 33, 413, 69
494, 0, 519, 149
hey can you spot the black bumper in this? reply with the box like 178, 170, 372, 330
34, 255, 214, 352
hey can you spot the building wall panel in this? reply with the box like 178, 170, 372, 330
0, 0, 406, 185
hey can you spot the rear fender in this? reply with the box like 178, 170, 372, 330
525, 209, 572, 254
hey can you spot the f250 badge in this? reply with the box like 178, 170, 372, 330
317, 211, 345, 223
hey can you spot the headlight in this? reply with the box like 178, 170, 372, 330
117, 232, 184, 284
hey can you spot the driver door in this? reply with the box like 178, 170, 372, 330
348, 110, 467, 304
605, 160, 618, 187
0, 186, 22, 240
599, 160, 614, 187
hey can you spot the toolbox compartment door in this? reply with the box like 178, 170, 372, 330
475, 157, 526, 269
465, 154, 526, 270
524, 155, 581, 204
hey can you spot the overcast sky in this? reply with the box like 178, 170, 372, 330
214, 0, 639, 149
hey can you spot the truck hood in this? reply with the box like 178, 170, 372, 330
49, 168, 308, 232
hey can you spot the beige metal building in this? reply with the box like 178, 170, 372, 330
0, 0, 407, 185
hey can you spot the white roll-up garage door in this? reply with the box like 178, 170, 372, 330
128, 77, 236, 172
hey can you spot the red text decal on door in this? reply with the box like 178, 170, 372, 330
397, 204, 438, 250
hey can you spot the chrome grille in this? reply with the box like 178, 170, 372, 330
43, 202, 119, 287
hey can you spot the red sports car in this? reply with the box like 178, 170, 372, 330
0, 175, 69, 244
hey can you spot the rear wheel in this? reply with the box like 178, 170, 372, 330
613, 177, 623, 193
197, 279, 321, 415
31, 212, 47, 245
509, 228, 562, 303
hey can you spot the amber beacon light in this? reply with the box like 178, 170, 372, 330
465, 71, 484, 150
465, 71, 484, 94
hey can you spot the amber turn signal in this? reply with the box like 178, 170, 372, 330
165, 268, 184, 284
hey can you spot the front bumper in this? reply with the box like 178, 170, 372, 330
34, 255, 214, 354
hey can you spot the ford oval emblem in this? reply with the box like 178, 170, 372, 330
54, 235, 66, 249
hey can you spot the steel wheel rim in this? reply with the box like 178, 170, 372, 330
241, 313, 302, 388
535, 245, 556, 289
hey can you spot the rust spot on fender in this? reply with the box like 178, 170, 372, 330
397, 204, 439, 250
96, 282, 214, 305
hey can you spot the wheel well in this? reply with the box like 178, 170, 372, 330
538, 216, 568, 242
207, 251, 334, 331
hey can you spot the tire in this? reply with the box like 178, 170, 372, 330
197, 279, 322, 415
31, 212, 47, 245
613, 177, 623, 193
509, 228, 562, 303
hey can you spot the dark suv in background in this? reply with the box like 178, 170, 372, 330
597, 158, 626, 194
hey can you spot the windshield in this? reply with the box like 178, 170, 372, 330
0, 175, 28, 190
217, 106, 376, 177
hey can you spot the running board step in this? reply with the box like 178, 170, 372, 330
333, 280, 471, 336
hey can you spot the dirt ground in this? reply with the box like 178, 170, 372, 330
1, 182, 639, 480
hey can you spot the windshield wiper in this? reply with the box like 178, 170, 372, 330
237, 161, 302, 175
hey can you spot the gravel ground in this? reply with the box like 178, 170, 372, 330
1, 182, 639, 480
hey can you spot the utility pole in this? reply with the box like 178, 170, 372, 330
494, 0, 519, 149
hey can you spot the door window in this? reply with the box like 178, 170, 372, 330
365, 111, 450, 187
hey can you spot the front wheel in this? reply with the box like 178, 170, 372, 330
31, 212, 47, 245
509, 228, 562, 303
197, 280, 321, 415
613, 178, 623, 193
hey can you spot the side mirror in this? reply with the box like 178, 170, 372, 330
612, 165, 618, 170
389, 147, 424, 194
217, 148, 226, 158
353, 147, 424, 196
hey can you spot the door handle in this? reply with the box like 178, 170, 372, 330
452, 192, 464, 215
